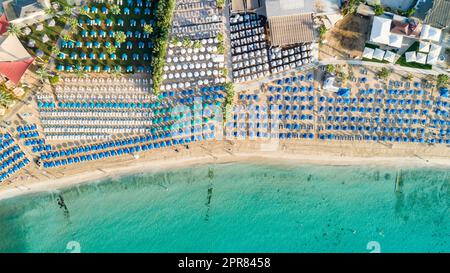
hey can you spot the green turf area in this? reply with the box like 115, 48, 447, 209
364, 43, 379, 49
56, 1, 161, 73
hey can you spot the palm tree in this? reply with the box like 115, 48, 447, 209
115, 31, 127, 44
143, 24, 153, 35
107, 45, 116, 55
7, 24, 21, 36
63, 6, 72, 16
67, 17, 78, 33
79, 7, 91, 19
0, 90, 14, 107
36, 67, 50, 83
45, 7, 57, 17
51, 46, 61, 56
110, 4, 121, 15
62, 32, 72, 41
182, 38, 191, 47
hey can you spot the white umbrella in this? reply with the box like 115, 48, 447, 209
42, 34, 49, 43
23, 27, 31, 35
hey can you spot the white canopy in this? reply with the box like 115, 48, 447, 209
416, 52, 427, 64
405, 51, 416, 63
383, 51, 396, 63
420, 25, 442, 42
373, 48, 385, 60
426, 44, 442, 65
419, 41, 430, 53
370, 16, 391, 45
0, 35, 33, 62
429, 43, 442, 57
362, 47, 374, 59
370, 16, 403, 48
388, 34, 403, 48
426, 54, 438, 65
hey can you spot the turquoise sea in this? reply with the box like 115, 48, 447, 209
0, 163, 448, 253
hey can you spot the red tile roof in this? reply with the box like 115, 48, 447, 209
0, 14, 9, 35
0, 57, 34, 84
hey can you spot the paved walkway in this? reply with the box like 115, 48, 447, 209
319, 59, 449, 76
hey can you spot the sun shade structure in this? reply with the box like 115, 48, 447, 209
420, 24, 442, 42
372, 48, 385, 60
419, 41, 430, 52
0, 14, 9, 35
383, 50, 396, 63
369, 16, 403, 48
268, 13, 314, 46
415, 52, 427, 64
405, 51, 416, 63
362, 47, 374, 59
427, 43, 442, 65
0, 15, 34, 84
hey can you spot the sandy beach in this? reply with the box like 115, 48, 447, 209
1, 139, 449, 201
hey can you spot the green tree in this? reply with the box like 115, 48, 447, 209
216, 0, 225, 9
223, 82, 235, 117
107, 45, 116, 55
63, 6, 72, 16
374, 5, 384, 16
62, 32, 72, 41
110, 4, 121, 15
151, 0, 176, 93
36, 67, 50, 82
143, 24, 153, 35
67, 17, 78, 32
115, 31, 127, 44
437, 74, 449, 88
406, 8, 416, 17
0, 89, 14, 107
49, 75, 60, 85
342, 0, 362, 15
404, 73, 413, 81
217, 33, 224, 43
51, 46, 60, 56
217, 43, 225, 54
45, 7, 57, 17
79, 7, 91, 18
377, 67, 391, 80
171, 36, 180, 44
7, 23, 21, 36
182, 38, 192, 47
193, 40, 202, 49
325, 64, 335, 74
319, 25, 327, 39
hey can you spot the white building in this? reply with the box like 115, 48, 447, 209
369, 16, 403, 48
2, 0, 51, 26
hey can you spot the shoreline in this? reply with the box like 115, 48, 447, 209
1, 142, 450, 201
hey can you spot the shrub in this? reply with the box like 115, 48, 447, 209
49, 75, 60, 85
437, 74, 449, 88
